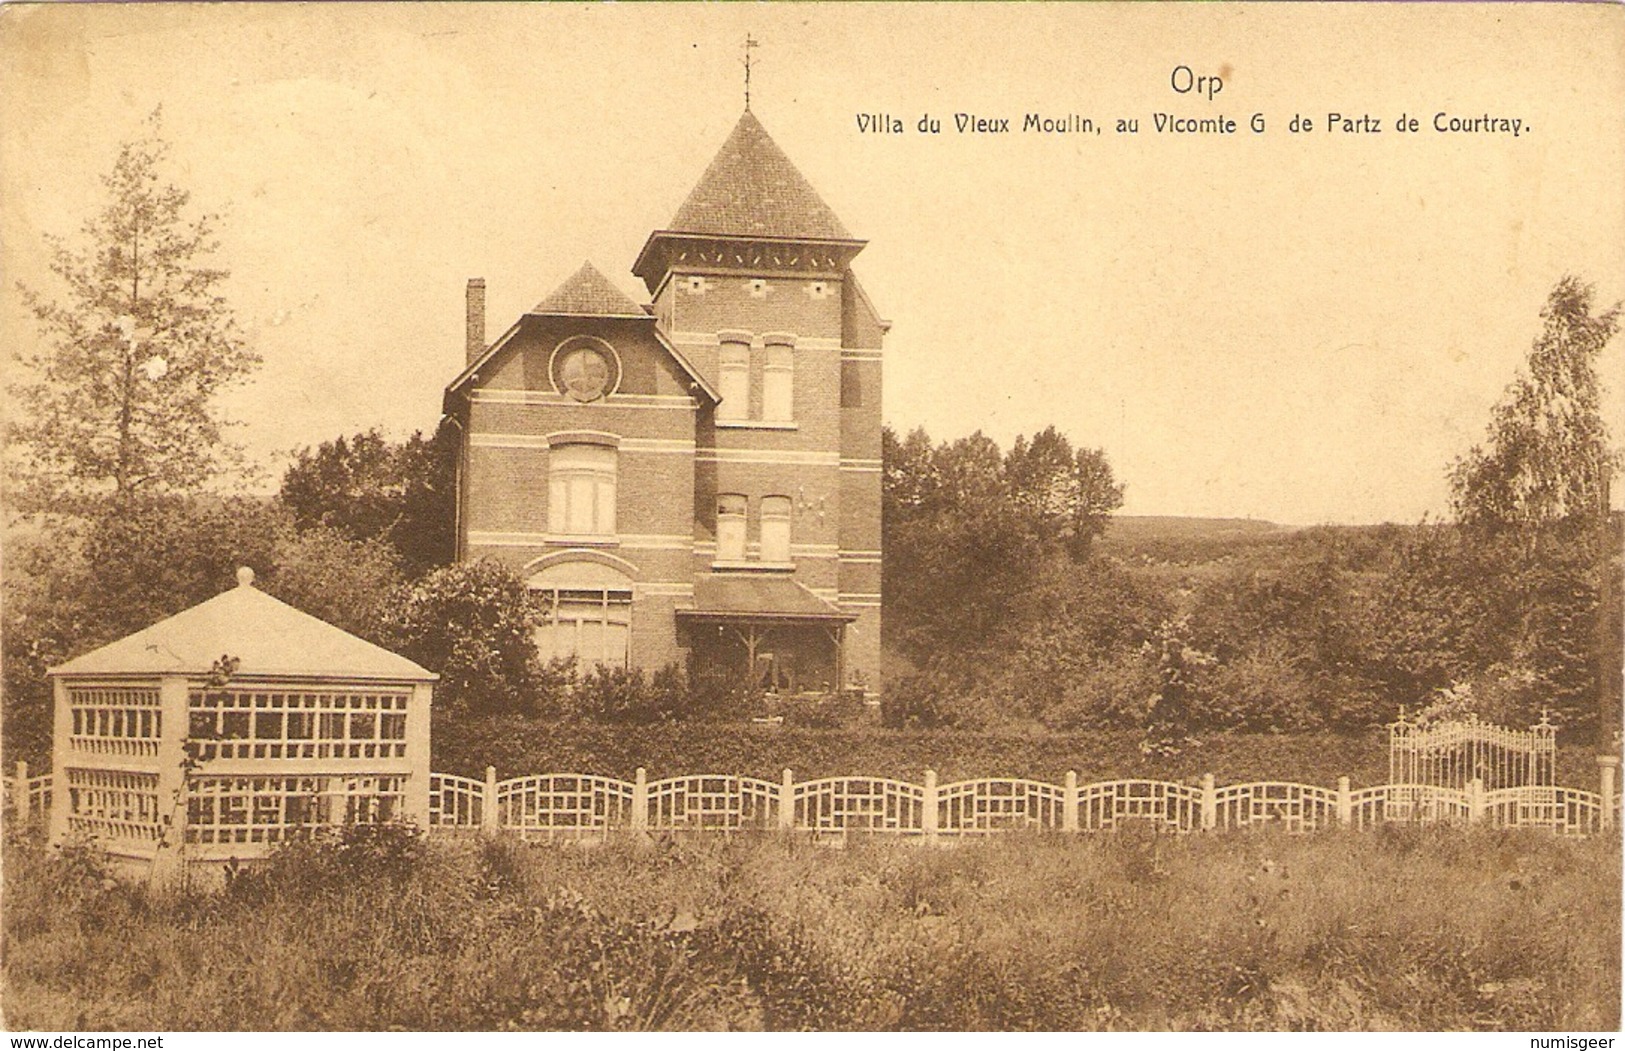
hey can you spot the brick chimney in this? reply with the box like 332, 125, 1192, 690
465, 278, 486, 363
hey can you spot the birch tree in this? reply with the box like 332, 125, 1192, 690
1450, 275, 1619, 531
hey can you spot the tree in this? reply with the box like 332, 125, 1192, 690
882, 428, 1047, 660
1450, 275, 1619, 531
1006, 426, 1125, 558
1369, 522, 1611, 736
374, 560, 545, 715
2, 495, 282, 769
8, 113, 259, 507
1442, 275, 1622, 740
1067, 446, 1127, 554
261, 526, 404, 641
74, 494, 284, 647
280, 423, 457, 576
881, 426, 937, 525
881, 424, 1125, 663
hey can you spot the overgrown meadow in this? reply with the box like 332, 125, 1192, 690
3, 824, 1617, 1031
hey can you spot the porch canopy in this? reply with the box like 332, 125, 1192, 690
676, 575, 856, 692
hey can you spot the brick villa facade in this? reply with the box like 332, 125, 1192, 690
443, 110, 885, 695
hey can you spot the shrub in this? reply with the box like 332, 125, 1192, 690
780, 690, 869, 730
1039, 653, 1158, 731
228, 822, 428, 903
572, 664, 686, 725
879, 671, 956, 729
717, 907, 872, 1029
527, 656, 583, 719
880, 666, 1023, 731
1188, 648, 1324, 733
374, 559, 543, 715
685, 663, 761, 721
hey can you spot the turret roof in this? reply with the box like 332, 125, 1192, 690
666, 111, 852, 241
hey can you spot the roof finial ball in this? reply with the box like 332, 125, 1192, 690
236, 566, 256, 589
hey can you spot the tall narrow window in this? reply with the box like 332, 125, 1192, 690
548, 444, 616, 537
763, 343, 793, 421
760, 495, 792, 563
717, 494, 747, 561
717, 342, 749, 422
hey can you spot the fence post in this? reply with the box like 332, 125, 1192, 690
779, 768, 795, 831
1336, 776, 1351, 828
922, 769, 938, 845
1200, 773, 1216, 831
1063, 771, 1079, 833
1598, 756, 1618, 832
631, 767, 648, 832
15, 761, 28, 824
482, 765, 499, 834
1467, 777, 1485, 825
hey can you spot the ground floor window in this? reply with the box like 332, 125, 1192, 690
536, 588, 632, 669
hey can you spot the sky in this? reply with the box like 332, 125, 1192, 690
2, 3, 1622, 525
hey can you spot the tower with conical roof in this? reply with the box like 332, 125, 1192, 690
444, 109, 885, 697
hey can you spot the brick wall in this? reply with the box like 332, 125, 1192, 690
453, 258, 884, 692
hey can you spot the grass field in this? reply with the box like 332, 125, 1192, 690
3, 824, 1617, 1031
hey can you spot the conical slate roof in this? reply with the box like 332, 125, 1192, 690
50, 570, 436, 681
666, 111, 853, 241
531, 261, 646, 316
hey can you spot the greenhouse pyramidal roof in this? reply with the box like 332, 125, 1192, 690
50, 569, 436, 682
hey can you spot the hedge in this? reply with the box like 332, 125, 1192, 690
429, 716, 1605, 790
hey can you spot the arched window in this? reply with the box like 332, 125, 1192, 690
760, 495, 792, 563
530, 560, 633, 670
717, 494, 747, 562
548, 443, 616, 537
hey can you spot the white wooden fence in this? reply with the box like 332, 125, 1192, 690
1, 762, 54, 828
418, 764, 1621, 840
8, 761, 1619, 842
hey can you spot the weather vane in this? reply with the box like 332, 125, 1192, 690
743, 34, 760, 111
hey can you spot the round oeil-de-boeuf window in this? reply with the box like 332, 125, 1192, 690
552, 339, 619, 403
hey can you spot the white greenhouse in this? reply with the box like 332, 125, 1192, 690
48, 568, 435, 871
